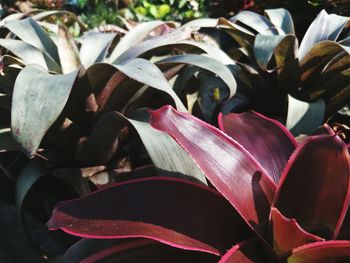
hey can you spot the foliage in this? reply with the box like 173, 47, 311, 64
1, 7, 350, 262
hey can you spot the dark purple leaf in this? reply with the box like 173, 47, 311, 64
48, 177, 251, 256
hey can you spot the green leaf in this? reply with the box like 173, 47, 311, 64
265, 8, 295, 35
11, 65, 79, 157
158, 4, 171, 19
286, 95, 325, 136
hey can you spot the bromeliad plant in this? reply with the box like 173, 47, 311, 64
47, 105, 350, 262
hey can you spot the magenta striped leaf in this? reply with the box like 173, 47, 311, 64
150, 106, 276, 236
273, 135, 350, 239
288, 241, 350, 263
218, 111, 297, 184
48, 177, 251, 256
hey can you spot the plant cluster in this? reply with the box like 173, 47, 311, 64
0, 6, 350, 262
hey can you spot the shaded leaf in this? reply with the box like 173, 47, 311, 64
230, 11, 278, 35
11, 65, 78, 157
79, 32, 117, 68
108, 21, 171, 63
48, 177, 251, 256
56, 238, 218, 263
218, 111, 297, 184
273, 135, 350, 239
219, 238, 270, 263
265, 8, 295, 35
0, 128, 21, 152
286, 95, 325, 136
5, 18, 60, 65
150, 106, 276, 237
158, 54, 237, 98
299, 10, 350, 59
271, 208, 324, 257
288, 241, 350, 263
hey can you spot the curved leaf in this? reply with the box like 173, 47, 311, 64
219, 238, 269, 263
273, 135, 350, 239
0, 39, 59, 71
108, 21, 174, 63
79, 32, 117, 68
286, 95, 325, 136
230, 11, 278, 35
5, 18, 60, 65
56, 238, 218, 263
150, 106, 276, 237
299, 10, 350, 59
158, 55, 237, 98
288, 241, 350, 263
218, 111, 297, 184
271, 208, 324, 257
11, 65, 78, 157
48, 177, 251, 256
265, 8, 295, 35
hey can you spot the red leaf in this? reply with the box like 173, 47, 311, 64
271, 208, 324, 257
219, 238, 271, 263
150, 106, 276, 237
218, 111, 297, 184
57, 238, 218, 263
273, 135, 350, 239
288, 241, 350, 263
48, 177, 251, 256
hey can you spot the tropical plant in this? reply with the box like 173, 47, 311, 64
47, 105, 350, 262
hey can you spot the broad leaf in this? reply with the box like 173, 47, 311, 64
79, 32, 117, 68
158, 55, 237, 98
11, 65, 78, 157
271, 208, 324, 257
218, 111, 297, 184
230, 11, 278, 35
265, 8, 295, 35
56, 238, 218, 263
299, 10, 350, 59
5, 18, 60, 65
273, 135, 350, 239
219, 238, 270, 263
0, 39, 59, 71
48, 177, 251, 256
108, 21, 174, 63
288, 241, 350, 263
150, 106, 276, 236
286, 95, 325, 136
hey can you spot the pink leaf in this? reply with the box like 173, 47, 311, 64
218, 111, 297, 184
273, 135, 350, 239
48, 177, 251, 256
150, 105, 276, 237
219, 238, 270, 263
288, 241, 350, 263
